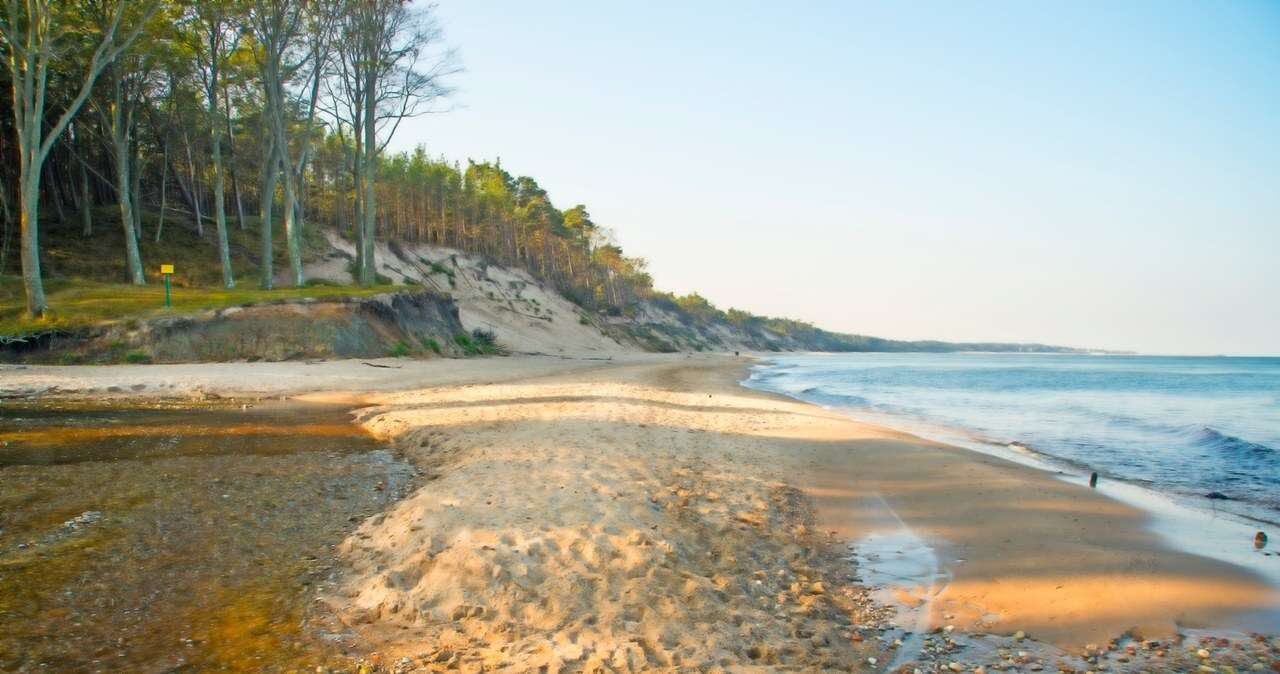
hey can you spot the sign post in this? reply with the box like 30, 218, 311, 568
160, 264, 174, 307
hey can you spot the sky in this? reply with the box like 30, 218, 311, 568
389, 1, 1280, 355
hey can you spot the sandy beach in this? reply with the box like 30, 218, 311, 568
3, 354, 1278, 671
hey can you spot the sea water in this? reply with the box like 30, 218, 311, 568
745, 353, 1280, 526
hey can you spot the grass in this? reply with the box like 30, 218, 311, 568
452, 330, 500, 357
0, 277, 397, 336
0, 208, 400, 336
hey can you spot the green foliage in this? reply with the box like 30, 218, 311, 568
420, 336, 441, 355
122, 351, 152, 364
0, 277, 396, 337
452, 332, 481, 356
453, 329, 500, 356
579, 314, 591, 325
388, 340, 411, 358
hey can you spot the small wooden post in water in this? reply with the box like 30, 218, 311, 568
1089, 472, 1098, 488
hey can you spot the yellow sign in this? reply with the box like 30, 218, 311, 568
160, 264, 174, 275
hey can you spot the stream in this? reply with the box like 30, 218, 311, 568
0, 399, 413, 673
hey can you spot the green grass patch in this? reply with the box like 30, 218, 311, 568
0, 276, 398, 337
387, 340, 411, 358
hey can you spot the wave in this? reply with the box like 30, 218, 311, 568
1181, 425, 1275, 456
793, 386, 871, 409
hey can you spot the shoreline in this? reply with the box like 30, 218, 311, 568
3, 354, 1278, 671
742, 359, 1280, 597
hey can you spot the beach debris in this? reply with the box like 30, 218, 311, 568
1255, 531, 1268, 549
63, 510, 103, 530
1206, 491, 1232, 500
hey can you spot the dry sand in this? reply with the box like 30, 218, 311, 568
314, 356, 1276, 671
5, 354, 1277, 671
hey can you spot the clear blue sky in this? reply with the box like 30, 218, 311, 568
390, 1, 1280, 355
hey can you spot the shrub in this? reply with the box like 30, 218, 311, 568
579, 314, 591, 325
305, 277, 341, 287
123, 351, 152, 364
453, 332, 480, 356
388, 340, 411, 358
453, 330, 500, 356
420, 336, 442, 355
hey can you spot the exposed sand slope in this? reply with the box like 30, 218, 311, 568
334, 356, 1276, 672
312, 232, 629, 355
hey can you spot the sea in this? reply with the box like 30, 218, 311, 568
744, 353, 1280, 527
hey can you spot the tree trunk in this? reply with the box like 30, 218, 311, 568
130, 143, 143, 242
280, 163, 303, 286
359, 69, 378, 287
79, 146, 93, 236
209, 76, 234, 288
19, 172, 47, 316
183, 131, 203, 235
45, 162, 66, 224
259, 139, 279, 289
0, 177, 13, 271
155, 144, 169, 242
112, 81, 145, 285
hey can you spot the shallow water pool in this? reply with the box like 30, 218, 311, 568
0, 399, 412, 672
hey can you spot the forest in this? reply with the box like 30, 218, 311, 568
0, 0, 1095, 354
0, 0, 657, 323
